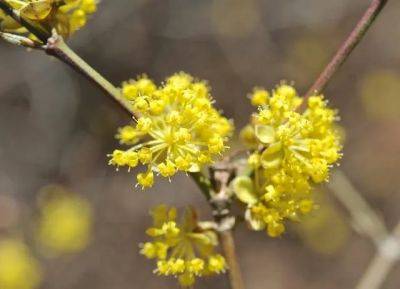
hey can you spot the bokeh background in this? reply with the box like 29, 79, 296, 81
1, 0, 400, 288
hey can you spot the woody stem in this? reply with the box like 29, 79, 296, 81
304, 0, 388, 98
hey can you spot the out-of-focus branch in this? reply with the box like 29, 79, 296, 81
304, 0, 388, 98
328, 170, 388, 244
220, 230, 244, 289
355, 222, 400, 289
190, 172, 212, 201
328, 170, 400, 289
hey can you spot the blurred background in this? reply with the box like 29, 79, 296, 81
1, 0, 400, 288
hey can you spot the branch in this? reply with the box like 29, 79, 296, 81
0, 2, 390, 289
328, 170, 400, 289
45, 33, 134, 116
0, 31, 43, 48
305, 0, 388, 98
209, 162, 245, 289
355, 222, 400, 289
0, 2, 133, 116
190, 172, 212, 200
220, 230, 244, 289
0, 0, 50, 43
328, 170, 388, 245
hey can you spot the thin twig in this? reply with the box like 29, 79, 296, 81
304, 0, 388, 98
45, 33, 134, 116
220, 230, 244, 289
0, 2, 133, 116
0, 0, 50, 43
0, 31, 43, 48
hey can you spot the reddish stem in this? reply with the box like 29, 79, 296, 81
305, 0, 388, 98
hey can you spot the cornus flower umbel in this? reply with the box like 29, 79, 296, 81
0, 0, 97, 39
109, 72, 232, 189
233, 84, 341, 237
140, 205, 227, 287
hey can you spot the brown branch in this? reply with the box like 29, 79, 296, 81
220, 230, 245, 289
305, 0, 388, 98
45, 33, 135, 117
0, 2, 134, 116
209, 162, 245, 289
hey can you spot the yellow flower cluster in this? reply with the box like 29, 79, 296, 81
140, 205, 226, 287
0, 0, 97, 39
0, 239, 42, 289
109, 72, 232, 189
36, 185, 92, 255
234, 84, 341, 237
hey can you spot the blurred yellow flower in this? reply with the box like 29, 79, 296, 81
0, 239, 42, 289
109, 72, 233, 189
359, 70, 400, 120
234, 84, 341, 237
140, 205, 226, 287
0, 0, 97, 39
36, 185, 92, 255
296, 193, 349, 255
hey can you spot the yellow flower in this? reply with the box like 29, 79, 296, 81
140, 205, 226, 287
36, 185, 93, 255
207, 254, 226, 274
0, 0, 97, 39
0, 239, 42, 289
250, 87, 269, 106
234, 83, 341, 237
109, 72, 233, 189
